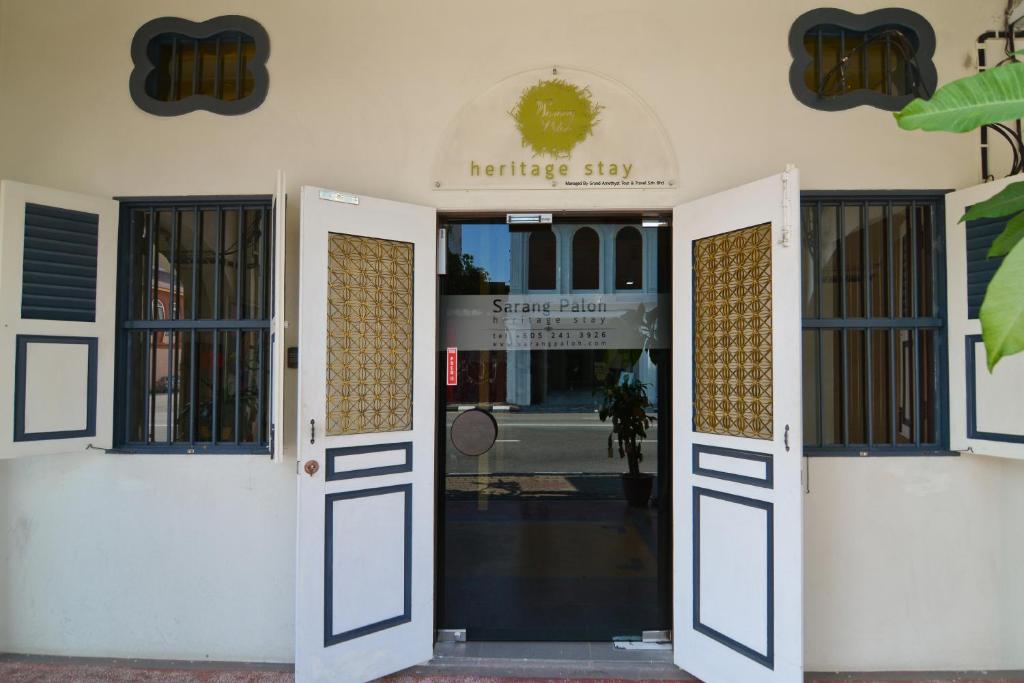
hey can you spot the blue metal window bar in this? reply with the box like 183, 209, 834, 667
800, 193, 949, 455
116, 197, 273, 454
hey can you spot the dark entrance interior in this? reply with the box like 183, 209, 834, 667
436, 214, 672, 641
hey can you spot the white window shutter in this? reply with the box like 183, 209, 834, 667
945, 177, 1024, 459
270, 171, 288, 461
0, 180, 118, 458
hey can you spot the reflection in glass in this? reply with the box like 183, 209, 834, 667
441, 219, 670, 640
919, 329, 936, 443
615, 226, 642, 289
844, 205, 863, 317
221, 209, 239, 319
801, 206, 817, 317
820, 205, 840, 317
218, 330, 237, 443
820, 329, 841, 445
892, 205, 912, 318
846, 329, 866, 443
239, 330, 264, 442
802, 329, 819, 446
527, 229, 556, 290
197, 209, 218, 318
173, 330, 194, 442
895, 328, 915, 444
176, 210, 195, 319
572, 227, 599, 290
916, 205, 933, 317
127, 331, 147, 442
867, 205, 888, 317
243, 208, 265, 319
195, 330, 215, 442
870, 329, 891, 445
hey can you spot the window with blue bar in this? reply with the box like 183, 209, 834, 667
800, 193, 948, 455
115, 197, 273, 453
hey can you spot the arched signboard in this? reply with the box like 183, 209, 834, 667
433, 67, 678, 190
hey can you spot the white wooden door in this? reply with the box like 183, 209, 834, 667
945, 177, 1024, 460
295, 186, 436, 683
672, 168, 803, 683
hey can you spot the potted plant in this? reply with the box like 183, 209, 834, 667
598, 377, 655, 507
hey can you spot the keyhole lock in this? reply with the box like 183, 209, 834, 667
304, 460, 320, 477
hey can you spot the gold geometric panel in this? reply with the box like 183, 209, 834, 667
692, 223, 773, 439
326, 233, 414, 436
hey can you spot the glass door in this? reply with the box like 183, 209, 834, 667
437, 216, 672, 641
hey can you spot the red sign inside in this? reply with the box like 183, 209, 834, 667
446, 347, 458, 386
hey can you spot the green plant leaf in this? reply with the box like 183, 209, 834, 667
961, 181, 1024, 222
989, 210, 1024, 256
980, 238, 1024, 370
894, 62, 1024, 133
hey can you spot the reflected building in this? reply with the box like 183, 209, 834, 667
446, 222, 663, 411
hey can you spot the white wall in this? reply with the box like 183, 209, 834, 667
0, 0, 1020, 670
804, 455, 1024, 670
0, 453, 295, 662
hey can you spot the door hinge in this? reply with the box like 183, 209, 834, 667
643, 629, 672, 643
437, 629, 466, 642
779, 164, 795, 248
437, 227, 447, 275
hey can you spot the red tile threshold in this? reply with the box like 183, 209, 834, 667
3, 661, 1024, 683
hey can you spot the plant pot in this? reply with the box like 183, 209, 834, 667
621, 473, 654, 508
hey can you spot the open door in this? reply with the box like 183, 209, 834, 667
945, 177, 1024, 459
0, 180, 118, 458
294, 186, 436, 683
672, 168, 803, 683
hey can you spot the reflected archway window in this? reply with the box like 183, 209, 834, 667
571, 227, 600, 290
615, 226, 643, 290
528, 229, 557, 290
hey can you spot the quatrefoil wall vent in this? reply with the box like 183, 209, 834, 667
130, 15, 270, 116
789, 8, 937, 112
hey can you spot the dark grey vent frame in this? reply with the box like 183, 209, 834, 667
788, 7, 937, 112
21, 203, 98, 322
129, 15, 269, 117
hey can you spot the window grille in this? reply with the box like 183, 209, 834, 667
801, 193, 947, 453
148, 32, 257, 103
116, 197, 273, 453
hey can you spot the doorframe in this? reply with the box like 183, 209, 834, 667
431, 208, 675, 642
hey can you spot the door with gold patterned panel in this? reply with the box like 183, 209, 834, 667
672, 168, 803, 683
295, 187, 436, 683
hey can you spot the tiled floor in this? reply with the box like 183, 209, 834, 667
3, 652, 1024, 683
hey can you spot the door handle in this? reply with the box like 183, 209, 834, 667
303, 460, 320, 477
310, 418, 316, 445
784, 424, 790, 452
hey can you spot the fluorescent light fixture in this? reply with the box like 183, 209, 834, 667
641, 219, 668, 228
506, 213, 552, 225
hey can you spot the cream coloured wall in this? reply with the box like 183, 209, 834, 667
0, 0, 1020, 671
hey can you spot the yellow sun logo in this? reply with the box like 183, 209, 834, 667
509, 78, 603, 158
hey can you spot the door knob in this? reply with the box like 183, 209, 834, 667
304, 460, 320, 477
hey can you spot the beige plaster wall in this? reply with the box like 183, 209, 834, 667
0, 0, 1019, 671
